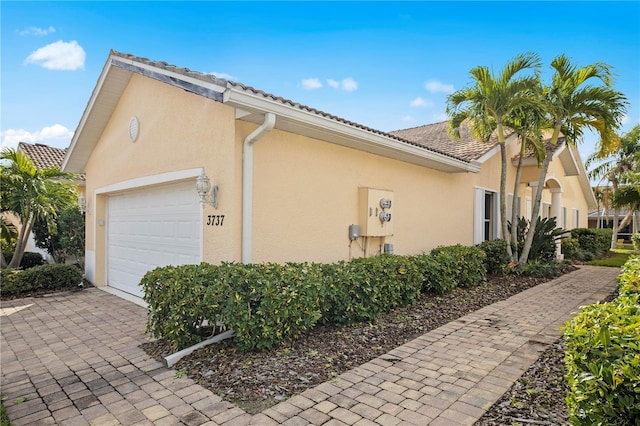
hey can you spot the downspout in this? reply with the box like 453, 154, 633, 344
242, 112, 276, 264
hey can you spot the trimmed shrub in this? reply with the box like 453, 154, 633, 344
428, 244, 486, 289
0, 268, 29, 295
319, 255, 423, 326
224, 262, 325, 351
1, 264, 82, 296
561, 237, 580, 261
618, 255, 640, 296
518, 260, 564, 278
3, 251, 45, 269
632, 233, 640, 251
563, 256, 640, 425
141, 263, 228, 351
477, 239, 510, 274
571, 228, 613, 256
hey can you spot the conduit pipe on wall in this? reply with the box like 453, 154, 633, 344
242, 112, 276, 264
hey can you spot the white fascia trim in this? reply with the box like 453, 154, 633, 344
62, 57, 117, 171
112, 56, 227, 95
225, 88, 480, 173
95, 168, 202, 195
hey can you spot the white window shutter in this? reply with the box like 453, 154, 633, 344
474, 188, 484, 244
493, 192, 500, 239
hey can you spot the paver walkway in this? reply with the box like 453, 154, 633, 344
1, 266, 619, 425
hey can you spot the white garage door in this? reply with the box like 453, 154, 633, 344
107, 181, 201, 297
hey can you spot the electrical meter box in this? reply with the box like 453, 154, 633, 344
358, 187, 394, 236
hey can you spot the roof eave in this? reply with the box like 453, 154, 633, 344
225, 88, 479, 173
62, 53, 227, 173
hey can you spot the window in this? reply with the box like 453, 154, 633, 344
474, 188, 499, 244
484, 192, 494, 241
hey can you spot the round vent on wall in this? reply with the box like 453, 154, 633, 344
128, 116, 140, 142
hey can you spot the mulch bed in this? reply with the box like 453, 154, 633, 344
140, 269, 581, 415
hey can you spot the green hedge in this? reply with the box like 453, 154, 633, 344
1, 264, 82, 296
319, 255, 423, 326
570, 228, 612, 257
224, 262, 324, 351
141, 245, 488, 352
477, 239, 510, 274
429, 244, 486, 289
2, 251, 45, 269
563, 255, 640, 425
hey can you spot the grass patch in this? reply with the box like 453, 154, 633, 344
1, 398, 11, 426
587, 250, 632, 267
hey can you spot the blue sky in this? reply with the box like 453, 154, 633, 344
2, 1, 639, 164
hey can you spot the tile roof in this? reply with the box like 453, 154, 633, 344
110, 50, 477, 164
18, 142, 67, 169
389, 120, 503, 162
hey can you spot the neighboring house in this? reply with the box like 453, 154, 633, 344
62, 50, 596, 298
3, 142, 84, 263
588, 208, 639, 242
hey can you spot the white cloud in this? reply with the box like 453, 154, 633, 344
402, 115, 415, 123
18, 26, 56, 36
410, 97, 434, 108
210, 71, 236, 80
24, 40, 86, 71
1, 125, 74, 150
307, 77, 358, 91
341, 77, 358, 92
302, 78, 323, 90
327, 79, 340, 88
424, 80, 455, 94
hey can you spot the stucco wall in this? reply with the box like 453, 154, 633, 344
248, 123, 485, 264
83, 75, 239, 285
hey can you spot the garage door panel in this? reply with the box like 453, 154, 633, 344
107, 181, 201, 297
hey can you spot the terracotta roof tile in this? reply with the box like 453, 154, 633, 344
18, 142, 67, 169
389, 121, 505, 162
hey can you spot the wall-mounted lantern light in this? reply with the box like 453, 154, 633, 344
196, 172, 219, 209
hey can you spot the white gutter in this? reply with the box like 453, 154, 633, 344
242, 112, 276, 264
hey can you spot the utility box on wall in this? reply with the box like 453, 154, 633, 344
358, 187, 394, 236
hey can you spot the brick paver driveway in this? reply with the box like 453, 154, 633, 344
1, 266, 619, 425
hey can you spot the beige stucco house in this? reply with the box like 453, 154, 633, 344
62, 50, 596, 298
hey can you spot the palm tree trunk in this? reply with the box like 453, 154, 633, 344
8, 219, 33, 269
613, 210, 633, 247
499, 143, 513, 259
510, 145, 525, 262
519, 146, 553, 266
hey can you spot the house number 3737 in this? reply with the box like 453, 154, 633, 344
207, 215, 225, 226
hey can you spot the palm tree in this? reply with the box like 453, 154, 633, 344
447, 52, 542, 261
519, 55, 628, 264
505, 104, 547, 257
0, 148, 77, 269
586, 125, 639, 246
